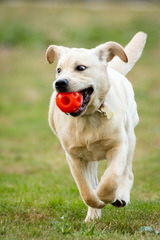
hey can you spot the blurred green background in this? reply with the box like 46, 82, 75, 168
0, 1, 160, 239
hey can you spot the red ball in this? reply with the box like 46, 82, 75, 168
56, 92, 82, 113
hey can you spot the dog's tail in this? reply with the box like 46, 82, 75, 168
108, 32, 147, 76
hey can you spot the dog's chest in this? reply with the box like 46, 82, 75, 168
68, 139, 113, 161
57, 113, 118, 161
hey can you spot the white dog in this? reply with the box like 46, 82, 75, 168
46, 32, 147, 222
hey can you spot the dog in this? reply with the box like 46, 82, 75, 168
46, 32, 147, 222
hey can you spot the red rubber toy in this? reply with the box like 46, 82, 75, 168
56, 92, 82, 113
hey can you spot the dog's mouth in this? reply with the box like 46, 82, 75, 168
70, 87, 94, 117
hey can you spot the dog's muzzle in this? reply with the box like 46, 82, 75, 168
55, 78, 69, 92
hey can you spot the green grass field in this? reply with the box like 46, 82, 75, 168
0, 2, 160, 239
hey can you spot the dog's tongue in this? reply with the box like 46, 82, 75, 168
56, 92, 82, 113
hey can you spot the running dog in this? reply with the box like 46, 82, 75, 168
46, 32, 147, 222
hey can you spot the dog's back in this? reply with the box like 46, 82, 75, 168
107, 32, 147, 127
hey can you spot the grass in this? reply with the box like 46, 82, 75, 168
0, 2, 160, 239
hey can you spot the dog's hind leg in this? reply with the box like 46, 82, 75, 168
85, 162, 101, 222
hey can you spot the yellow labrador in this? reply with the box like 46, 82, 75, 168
46, 32, 147, 222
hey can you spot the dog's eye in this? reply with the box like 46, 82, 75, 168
57, 68, 61, 74
76, 65, 87, 71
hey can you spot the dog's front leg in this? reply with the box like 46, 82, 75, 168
66, 155, 105, 209
96, 141, 128, 204
113, 129, 136, 207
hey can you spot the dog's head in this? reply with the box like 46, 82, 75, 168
46, 42, 128, 117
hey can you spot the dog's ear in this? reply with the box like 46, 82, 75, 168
95, 41, 128, 63
46, 45, 69, 64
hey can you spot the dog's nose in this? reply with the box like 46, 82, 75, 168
55, 79, 69, 92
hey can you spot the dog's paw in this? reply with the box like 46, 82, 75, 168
112, 199, 126, 208
84, 191, 106, 209
85, 208, 101, 223
113, 180, 131, 207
